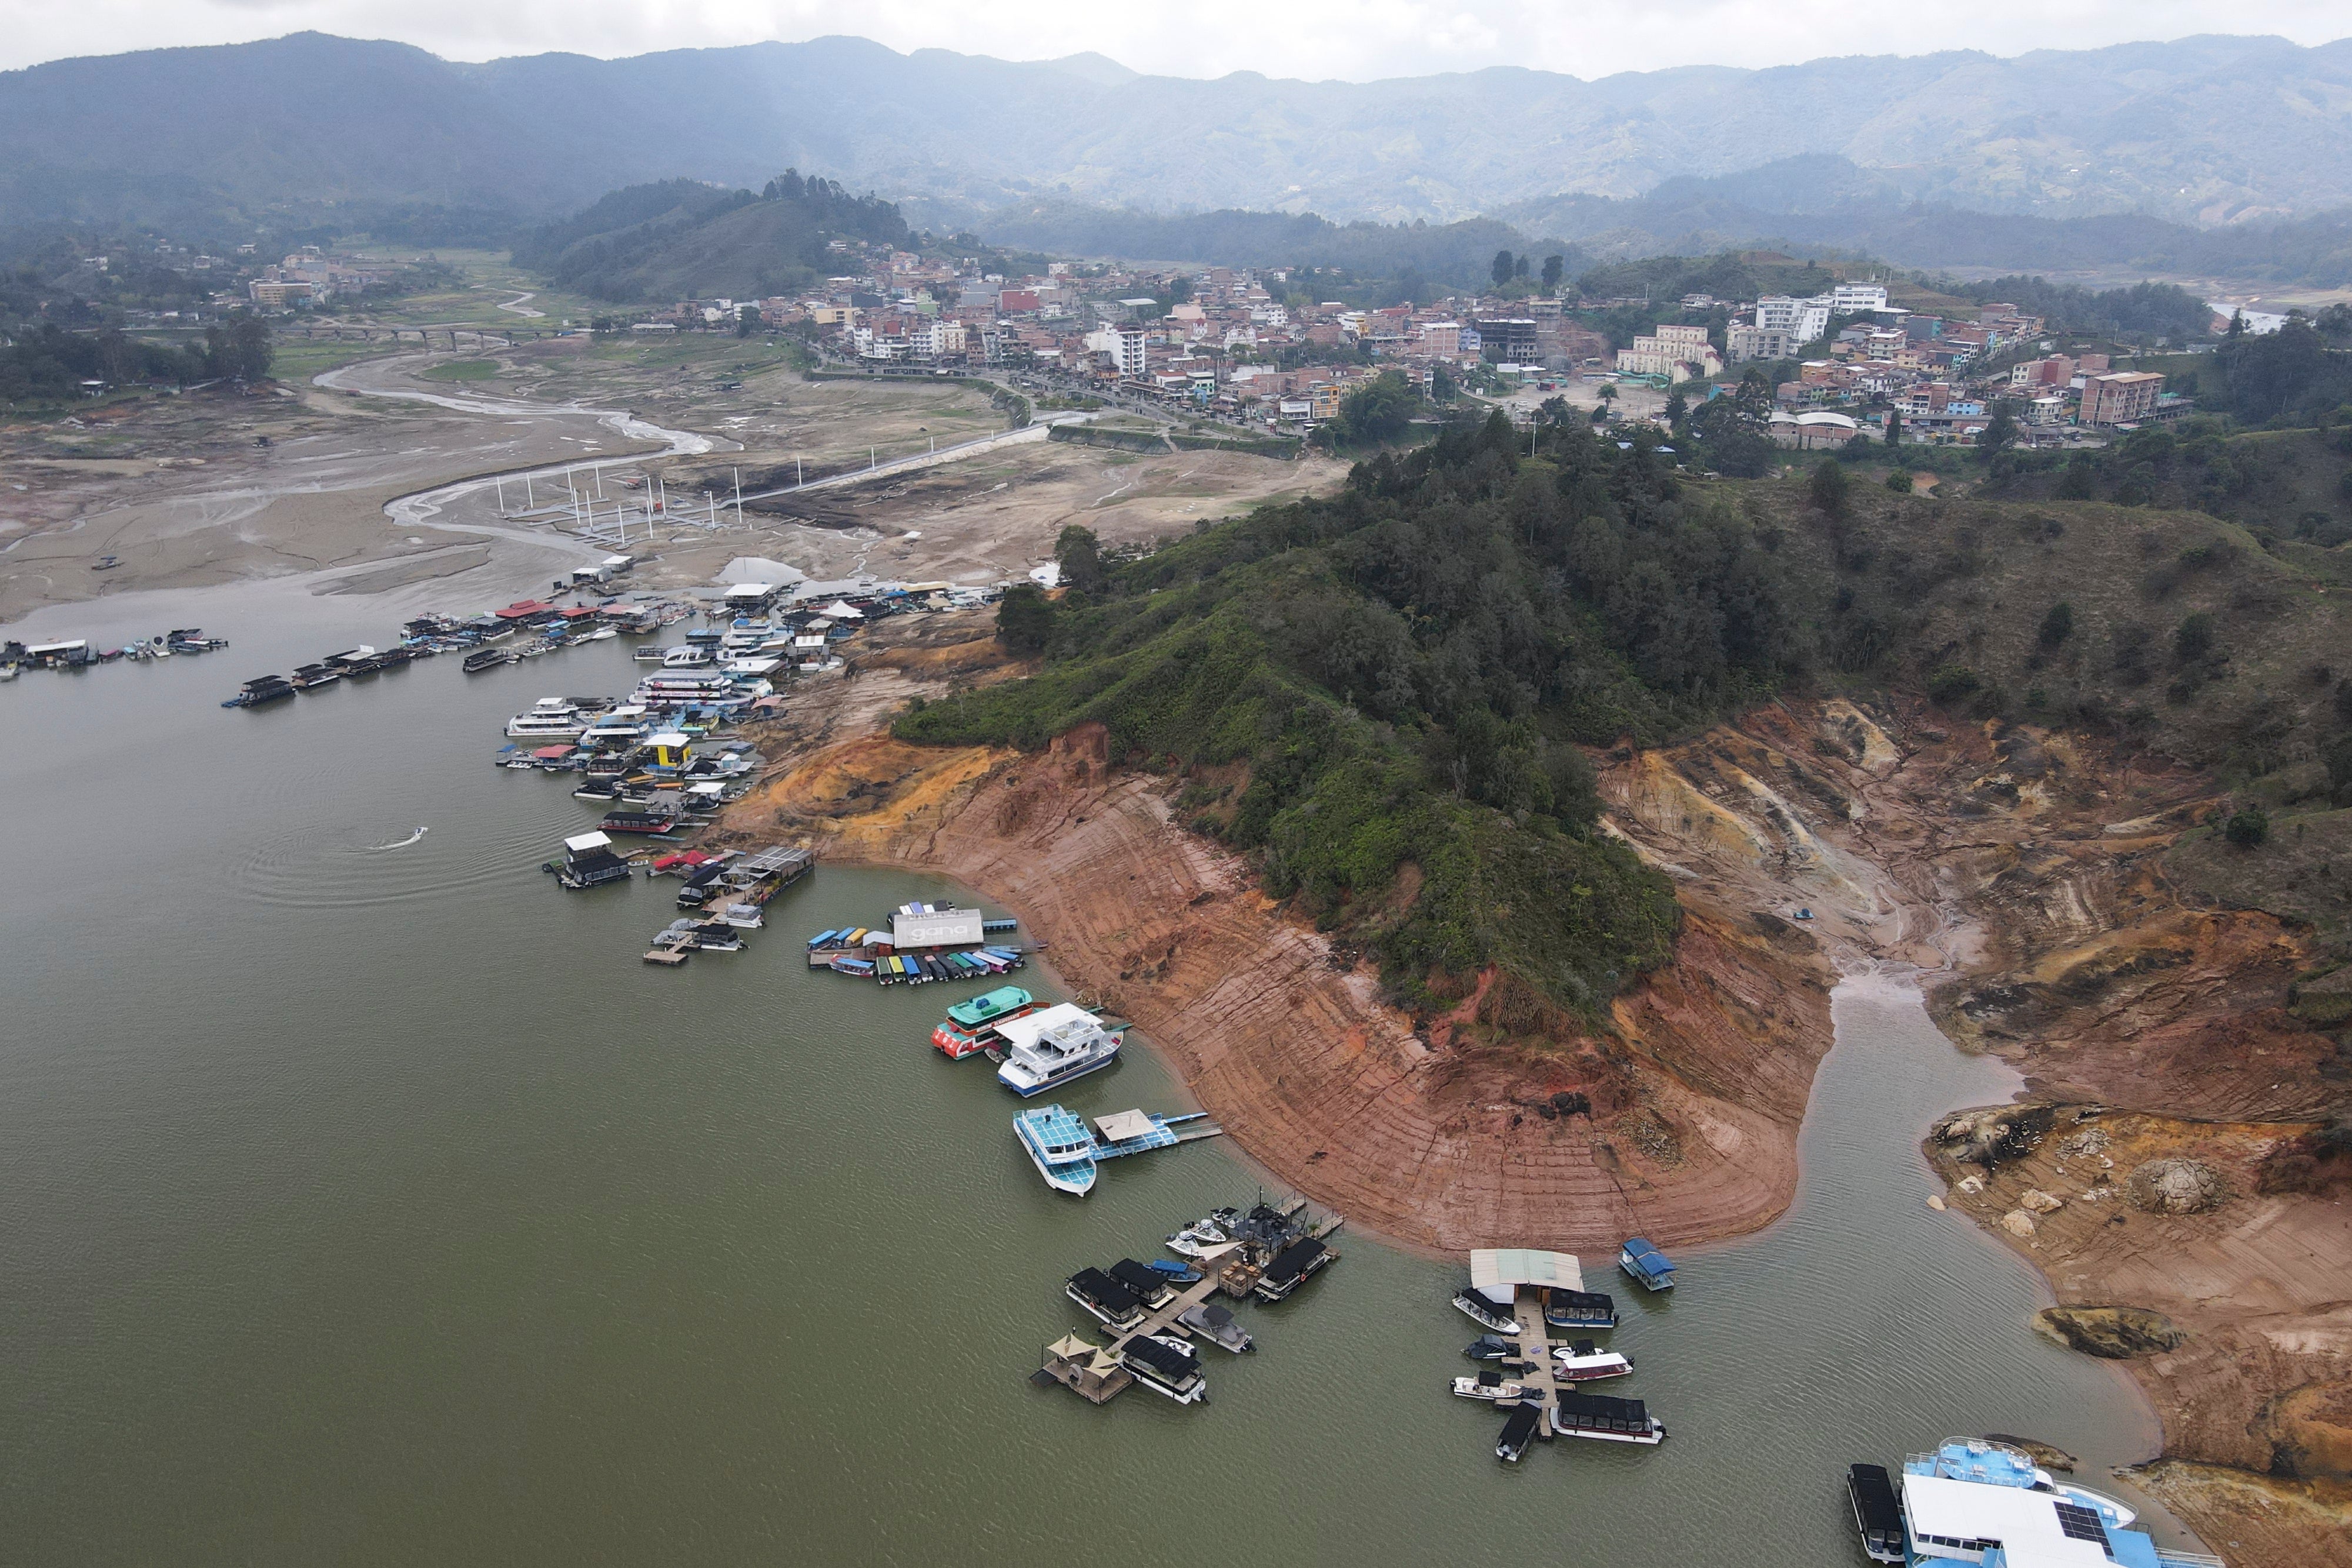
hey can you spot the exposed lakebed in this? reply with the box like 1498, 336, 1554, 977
0, 595, 2180, 1562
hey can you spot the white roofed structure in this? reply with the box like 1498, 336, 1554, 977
1469, 1248, 1584, 1295
563, 831, 614, 853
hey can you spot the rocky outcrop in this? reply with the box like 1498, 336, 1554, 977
2034, 1306, 2190, 1359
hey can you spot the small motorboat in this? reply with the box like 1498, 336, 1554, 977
1164, 1208, 1241, 1259
1451, 1289, 1521, 1336
1177, 1300, 1253, 1353
1463, 1335, 1522, 1362
91, 554, 121, 570
1496, 1404, 1544, 1463
1451, 1370, 1530, 1402
1147, 1259, 1203, 1285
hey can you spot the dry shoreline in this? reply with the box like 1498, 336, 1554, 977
716, 634, 2346, 1566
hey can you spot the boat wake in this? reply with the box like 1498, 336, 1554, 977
362, 827, 429, 851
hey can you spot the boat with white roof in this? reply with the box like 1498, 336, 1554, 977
994, 1002, 1124, 1096
1879, 1436, 2223, 1568
505, 698, 588, 740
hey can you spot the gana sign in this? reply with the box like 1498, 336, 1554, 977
891, 907, 986, 950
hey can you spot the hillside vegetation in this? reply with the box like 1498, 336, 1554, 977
898, 407, 2352, 1047
509, 174, 910, 303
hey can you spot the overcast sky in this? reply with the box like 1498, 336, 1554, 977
4, 0, 2348, 78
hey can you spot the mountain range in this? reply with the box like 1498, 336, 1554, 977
5, 29, 2352, 242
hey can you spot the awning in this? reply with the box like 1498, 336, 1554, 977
1045, 1333, 1098, 1359
1094, 1109, 1158, 1142
1468, 1248, 1584, 1294
563, 831, 614, 852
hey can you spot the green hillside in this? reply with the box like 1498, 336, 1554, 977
898, 407, 2352, 1047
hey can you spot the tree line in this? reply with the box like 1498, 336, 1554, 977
0, 317, 271, 403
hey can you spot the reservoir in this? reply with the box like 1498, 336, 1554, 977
2, 590, 2174, 1563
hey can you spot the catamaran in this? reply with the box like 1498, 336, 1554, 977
1014, 1104, 1100, 1195
994, 1003, 1123, 1096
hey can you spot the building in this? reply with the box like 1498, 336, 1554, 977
1114, 325, 1150, 379
1472, 317, 1541, 363
1726, 323, 1803, 363
2079, 371, 2165, 426
890, 907, 986, 950
1828, 282, 1890, 314
1755, 296, 1832, 342
1617, 324, 1721, 382
248, 280, 314, 306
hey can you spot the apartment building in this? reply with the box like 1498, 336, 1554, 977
1617, 323, 1720, 381
2079, 371, 2166, 426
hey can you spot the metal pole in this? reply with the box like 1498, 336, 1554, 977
497, 475, 506, 514
797, 456, 803, 487
524, 473, 533, 508
595, 466, 606, 502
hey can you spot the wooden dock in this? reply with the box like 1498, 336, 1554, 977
642, 947, 689, 966
1508, 1285, 1565, 1436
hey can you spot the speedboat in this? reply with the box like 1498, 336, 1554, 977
1551, 1340, 1633, 1381
1464, 1335, 1531, 1365
1451, 1371, 1530, 1402
1013, 1104, 1098, 1196
1452, 1289, 1521, 1335
1164, 1207, 1241, 1259
994, 1004, 1123, 1096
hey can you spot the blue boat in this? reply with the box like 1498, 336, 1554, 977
1877, 1437, 2219, 1568
806, 928, 841, 950
1014, 1105, 1098, 1195
1619, 1237, 1676, 1292
1010, 1103, 1220, 1195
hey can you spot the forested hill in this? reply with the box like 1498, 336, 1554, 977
897, 409, 2352, 1048
509, 175, 910, 303
8, 32, 2352, 237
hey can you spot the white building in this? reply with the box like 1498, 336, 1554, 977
1726, 323, 1802, 363
1828, 282, 1889, 314
1616, 323, 1721, 382
1115, 325, 1150, 379
1755, 296, 1833, 342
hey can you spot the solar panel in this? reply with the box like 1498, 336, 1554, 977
2054, 1502, 2111, 1547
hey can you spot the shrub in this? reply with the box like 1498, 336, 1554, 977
2173, 611, 2217, 664
2037, 600, 2075, 648
1927, 664, 1981, 704
2223, 805, 2270, 847
1885, 470, 1913, 493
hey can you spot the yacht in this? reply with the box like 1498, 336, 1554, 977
290, 662, 342, 690
505, 698, 588, 740
994, 1003, 1124, 1096
661, 645, 714, 668
1175, 1301, 1252, 1353
1544, 1287, 1619, 1331
1877, 1437, 2223, 1568
462, 647, 512, 673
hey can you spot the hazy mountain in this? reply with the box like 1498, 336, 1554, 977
5, 31, 2352, 239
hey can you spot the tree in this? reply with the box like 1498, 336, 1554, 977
2173, 611, 2217, 664
736, 305, 757, 337
1514, 255, 1531, 280
2037, 600, 2074, 648
1980, 399, 2018, 458
2224, 805, 2270, 848
1540, 254, 1565, 295
1885, 470, 1914, 493
1429, 363, 1458, 403
1054, 523, 1105, 593
995, 584, 1057, 654
1491, 250, 1515, 287
1663, 389, 1687, 431
1884, 409, 1903, 447
1809, 457, 1849, 516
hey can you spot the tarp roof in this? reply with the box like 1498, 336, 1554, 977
1094, 1109, 1158, 1142
820, 600, 865, 619
1469, 1248, 1584, 1293
1045, 1333, 1098, 1359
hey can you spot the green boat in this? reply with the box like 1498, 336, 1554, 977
947, 986, 1033, 1031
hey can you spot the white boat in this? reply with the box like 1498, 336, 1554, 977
633, 645, 667, 663
662, 645, 714, 668
1014, 1104, 1098, 1196
1451, 1373, 1531, 1402
505, 697, 587, 740
1451, 1288, 1521, 1336
1551, 1341, 1634, 1381
582, 626, 617, 641
714, 902, 764, 929
995, 1003, 1124, 1096
1118, 1333, 1207, 1405
1164, 1208, 1241, 1259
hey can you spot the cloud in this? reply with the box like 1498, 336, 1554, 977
2, 0, 2347, 78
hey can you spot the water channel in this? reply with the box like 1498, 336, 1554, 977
2, 584, 2184, 1565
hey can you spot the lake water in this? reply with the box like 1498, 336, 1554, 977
2, 590, 2181, 1563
